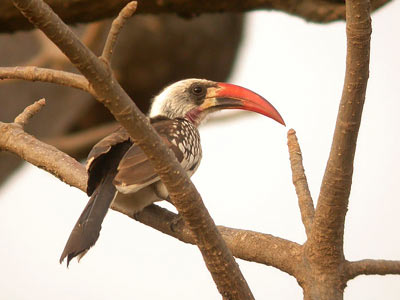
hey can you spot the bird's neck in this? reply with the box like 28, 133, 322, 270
184, 108, 203, 127
150, 110, 203, 127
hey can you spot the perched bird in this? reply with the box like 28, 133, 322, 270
60, 78, 285, 265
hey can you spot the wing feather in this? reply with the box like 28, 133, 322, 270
113, 119, 192, 194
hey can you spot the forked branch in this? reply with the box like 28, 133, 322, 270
308, 0, 372, 266
14, 98, 46, 127
0, 101, 87, 192
11, 0, 254, 298
1, 101, 301, 278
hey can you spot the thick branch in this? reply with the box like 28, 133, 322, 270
11, 0, 254, 298
121, 204, 303, 277
308, 0, 371, 270
1, 114, 301, 279
0, 122, 87, 191
0, 0, 392, 32
0, 66, 90, 93
346, 259, 400, 280
287, 129, 314, 238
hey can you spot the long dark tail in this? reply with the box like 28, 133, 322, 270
59, 173, 116, 266
60, 140, 131, 266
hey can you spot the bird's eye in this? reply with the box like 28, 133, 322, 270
190, 85, 205, 96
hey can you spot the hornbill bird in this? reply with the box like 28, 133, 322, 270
60, 78, 285, 265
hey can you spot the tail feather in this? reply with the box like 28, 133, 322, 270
59, 173, 116, 266
60, 140, 131, 266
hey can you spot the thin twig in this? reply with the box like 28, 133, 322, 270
0, 66, 91, 93
11, 1, 254, 299
101, 1, 137, 63
346, 259, 400, 280
14, 98, 46, 127
287, 129, 314, 238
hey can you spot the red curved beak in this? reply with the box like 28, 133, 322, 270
209, 82, 285, 126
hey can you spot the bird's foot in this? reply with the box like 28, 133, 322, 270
169, 214, 183, 232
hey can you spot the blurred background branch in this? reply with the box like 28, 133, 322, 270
0, 0, 392, 32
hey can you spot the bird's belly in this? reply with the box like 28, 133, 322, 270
154, 181, 169, 199
111, 186, 160, 216
115, 176, 159, 194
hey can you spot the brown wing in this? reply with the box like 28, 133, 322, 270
61, 118, 199, 265
86, 126, 132, 196
113, 119, 186, 194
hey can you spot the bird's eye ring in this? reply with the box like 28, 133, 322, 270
191, 85, 205, 96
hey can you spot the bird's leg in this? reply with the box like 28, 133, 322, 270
161, 195, 183, 231
169, 211, 184, 233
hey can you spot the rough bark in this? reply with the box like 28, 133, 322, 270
287, 129, 314, 238
301, 0, 372, 297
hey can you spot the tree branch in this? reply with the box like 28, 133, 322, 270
14, 98, 46, 127
11, 0, 254, 298
0, 98, 86, 191
0, 0, 392, 32
0, 66, 91, 93
120, 204, 303, 277
346, 259, 400, 280
0, 122, 87, 192
101, 1, 137, 63
1, 102, 301, 278
308, 0, 371, 268
287, 129, 314, 238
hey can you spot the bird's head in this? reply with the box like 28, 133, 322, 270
149, 79, 285, 127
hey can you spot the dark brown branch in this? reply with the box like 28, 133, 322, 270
101, 1, 137, 63
346, 259, 400, 280
11, 1, 254, 299
287, 129, 314, 238
0, 0, 392, 32
0, 66, 90, 93
14, 98, 46, 127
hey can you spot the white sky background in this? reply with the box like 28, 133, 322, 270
1, 2, 400, 299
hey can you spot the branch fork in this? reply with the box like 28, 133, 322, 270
0, 0, 399, 299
